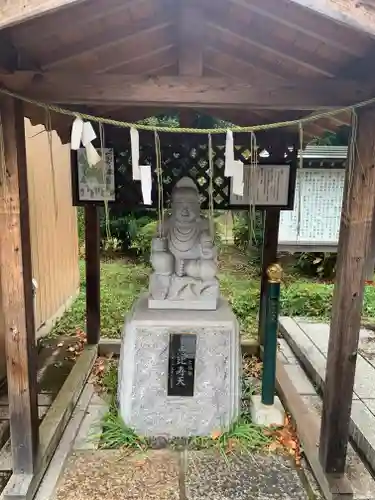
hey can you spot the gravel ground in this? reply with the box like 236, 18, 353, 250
53, 449, 313, 500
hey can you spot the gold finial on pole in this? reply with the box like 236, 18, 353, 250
266, 263, 283, 283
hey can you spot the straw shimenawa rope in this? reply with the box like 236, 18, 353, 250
0, 87, 374, 134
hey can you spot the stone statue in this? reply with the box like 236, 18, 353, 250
149, 177, 219, 310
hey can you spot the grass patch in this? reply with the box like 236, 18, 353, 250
101, 412, 148, 450
50, 246, 375, 340
50, 260, 149, 338
186, 415, 271, 455
97, 355, 270, 455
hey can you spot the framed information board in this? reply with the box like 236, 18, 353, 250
279, 168, 344, 249
76, 148, 115, 202
229, 163, 295, 210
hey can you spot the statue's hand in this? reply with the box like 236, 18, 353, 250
200, 239, 216, 259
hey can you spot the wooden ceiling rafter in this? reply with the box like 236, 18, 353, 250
10, 0, 152, 45
178, 2, 204, 77
0, 0, 87, 29
47, 23, 175, 74
231, 0, 372, 57
286, 0, 375, 38
204, 38, 292, 81
0, 32, 40, 74
40, 14, 174, 69
207, 20, 335, 78
204, 49, 287, 87
108, 46, 177, 75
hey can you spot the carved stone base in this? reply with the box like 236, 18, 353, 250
118, 294, 241, 437
149, 274, 219, 310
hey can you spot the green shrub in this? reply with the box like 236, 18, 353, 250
130, 220, 158, 261
293, 252, 337, 280
280, 283, 333, 318
233, 211, 264, 252
99, 209, 157, 252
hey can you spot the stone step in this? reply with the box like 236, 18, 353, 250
276, 336, 375, 500
279, 316, 375, 477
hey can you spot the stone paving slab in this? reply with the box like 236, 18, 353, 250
280, 317, 375, 478
53, 450, 180, 500
73, 404, 108, 450
279, 317, 328, 392
185, 451, 309, 500
278, 339, 298, 365
283, 317, 375, 400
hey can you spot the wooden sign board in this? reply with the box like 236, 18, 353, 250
230, 164, 294, 209
77, 148, 115, 202
168, 333, 197, 397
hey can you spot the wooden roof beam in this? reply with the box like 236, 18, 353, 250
12, 0, 147, 45
204, 48, 285, 86
207, 20, 335, 77
4, 72, 373, 110
41, 14, 174, 69
204, 40, 290, 81
286, 0, 375, 38
231, 0, 371, 57
178, 3, 204, 77
0, 33, 40, 74
0, 0, 87, 29
108, 46, 177, 75
178, 2, 204, 126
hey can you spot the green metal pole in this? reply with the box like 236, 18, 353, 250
261, 263, 282, 406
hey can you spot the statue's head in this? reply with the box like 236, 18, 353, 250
171, 177, 200, 224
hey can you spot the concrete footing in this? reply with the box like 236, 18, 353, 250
250, 395, 285, 427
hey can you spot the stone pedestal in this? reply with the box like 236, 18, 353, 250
118, 294, 241, 438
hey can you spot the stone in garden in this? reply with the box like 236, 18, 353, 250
148, 177, 220, 310
118, 294, 241, 438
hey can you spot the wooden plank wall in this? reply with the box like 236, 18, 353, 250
0, 118, 79, 376
25, 118, 79, 332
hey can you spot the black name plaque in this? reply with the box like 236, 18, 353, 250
167, 333, 197, 397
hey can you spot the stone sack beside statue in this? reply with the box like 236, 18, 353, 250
148, 177, 220, 310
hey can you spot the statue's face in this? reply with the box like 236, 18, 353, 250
173, 199, 199, 223
172, 187, 200, 223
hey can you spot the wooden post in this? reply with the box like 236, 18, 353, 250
0, 95, 39, 474
258, 209, 280, 345
319, 107, 375, 473
85, 205, 100, 344
258, 136, 291, 345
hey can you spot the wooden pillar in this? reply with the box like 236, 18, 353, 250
257, 136, 292, 345
0, 95, 39, 474
85, 205, 100, 344
319, 107, 375, 473
258, 209, 280, 345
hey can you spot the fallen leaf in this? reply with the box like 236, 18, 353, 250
211, 430, 221, 440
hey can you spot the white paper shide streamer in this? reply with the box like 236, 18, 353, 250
232, 160, 244, 196
224, 129, 235, 176
70, 117, 84, 150
70, 117, 101, 166
130, 127, 141, 180
139, 165, 152, 205
224, 129, 244, 197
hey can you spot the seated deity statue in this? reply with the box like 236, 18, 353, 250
148, 177, 220, 310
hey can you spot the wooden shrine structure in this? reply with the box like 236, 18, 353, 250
1, 0, 375, 498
